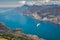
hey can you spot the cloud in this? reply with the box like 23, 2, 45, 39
0, 1, 25, 8
26, 1, 36, 6
0, 0, 60, 8
50, 0, 60, 1
24, 0, 60, 6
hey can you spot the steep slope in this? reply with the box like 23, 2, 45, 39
0, 22, 10, 34
1, 4, 60, 24
0, 22, 44, 40
22, 4, 60, 24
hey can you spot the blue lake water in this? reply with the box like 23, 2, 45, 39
0, 12, 60, 40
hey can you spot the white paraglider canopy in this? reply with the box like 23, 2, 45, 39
37, 23, 40, 27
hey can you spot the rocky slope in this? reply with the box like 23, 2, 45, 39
21, 4, 60, 24
0, 4, 60, 25
0, 22, 45, 40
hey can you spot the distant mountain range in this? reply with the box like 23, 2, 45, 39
0, 4, 60, 24
14, 4, 60, 24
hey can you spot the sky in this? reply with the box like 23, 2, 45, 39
0, 0, 60, 8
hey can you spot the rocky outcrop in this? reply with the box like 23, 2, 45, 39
0, 22, 45, 40
0, 22, 10, 34
23, 5, 60, 24
26, 34, 45, 40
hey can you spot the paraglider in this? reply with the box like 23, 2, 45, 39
37, 23, 40, 27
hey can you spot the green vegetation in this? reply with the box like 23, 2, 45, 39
0, 34, 33, 40
0, 23, 40, 40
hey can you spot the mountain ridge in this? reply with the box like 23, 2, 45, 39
0, 22, 45, 40
17, 4, 60, 24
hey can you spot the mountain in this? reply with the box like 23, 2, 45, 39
0, 22, 10, 34
0, 4, 60, 24
0, 22, 44, 40
0, 22, 8, 30
0, 4, 60, 40
15, 4, 60, 24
